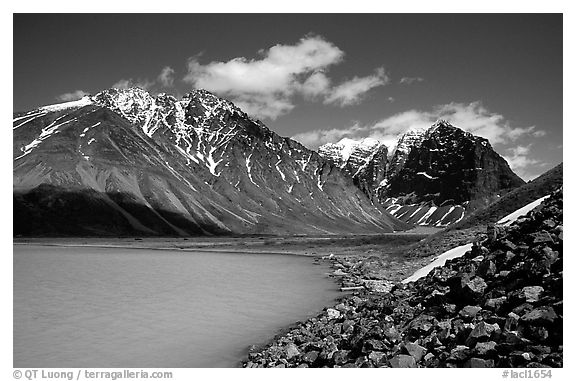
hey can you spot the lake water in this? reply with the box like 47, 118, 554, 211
13, 245, 340, 368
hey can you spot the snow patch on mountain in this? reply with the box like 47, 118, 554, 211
39, 96, 93, 113
497, 195, 550, 226
14, 116, 77, 160
402, 243, 474, 283
417, 172, 438, 180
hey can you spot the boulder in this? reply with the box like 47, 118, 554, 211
521, 306, 558, 324
484, 296, 507, 311
459, 305, 482, 320
326, 308, 341, 320
389, 354, 416, 368
504, 312, 520, 332
404, 342, 427, 362
284, 343, 300, 359
531, 231, 555, 244
465, 357, 495, 367
521, 286, 544, 303
448, 345, 471, 362
302, 350, 319, 364
473, 341, 497, 357
368, 351, 387, 367
333, 350, 350, 365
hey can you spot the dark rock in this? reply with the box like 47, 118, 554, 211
512, 303, 534, 316
504, 312, 520, 332
520, 325, 549, 341
477, 259, 497, 277
459, 305, 482, 320
333, 350, 350, 365
473, 341, 497, 357
530, 231, 554, 244
302, 351, 319, 364
284, 343, 300, 359
526, 362, 550, 368
466, 321, 499, 347
368, 351, 387, 367
464, 277, 487, 298
484, 296, 507, 312
342, 319, 355, 333
407, 314, 437, 337
520, 286, 544, 302
502, 240, 518, 251
521, 306, 558, 324
362, 339, 386, 352
389, 354, 416, 368
465, 357, 495, 367
404, 342, 427, 362
448, 345, 471, 362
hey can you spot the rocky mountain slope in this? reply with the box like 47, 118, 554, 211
13, 88, 408, 236
318, 121, 525, 226
406, 163, 563, 259
245, 187, 563, 368
318, 138, 388, 201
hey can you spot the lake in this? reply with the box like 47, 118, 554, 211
13, 245, 340, 367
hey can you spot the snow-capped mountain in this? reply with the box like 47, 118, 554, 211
317, 120, 525, 226
318, 138, 388, 201
13, 88, 409, 236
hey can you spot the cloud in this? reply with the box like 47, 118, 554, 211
183, 35, 389, 119
291, 123, 369, 148
112, 67, 179, 93
299, 72, 331, 99
399, 77, 424, 85
56, 90, 89, 102
112, 78, 154, 90
503, 145, 544, 180
232, 94, 295, 120
292, 101, 543, 150
324, 67, 389, 106
158, 66, 175, 87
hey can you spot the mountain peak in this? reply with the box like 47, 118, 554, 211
430, 119, 453, 129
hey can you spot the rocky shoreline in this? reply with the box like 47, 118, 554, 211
242, 188, 563, 368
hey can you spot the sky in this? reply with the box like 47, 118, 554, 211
13, 13, 563, 180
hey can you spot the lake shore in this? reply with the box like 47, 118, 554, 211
14, 231, 438, 367
13, 230, 437, 257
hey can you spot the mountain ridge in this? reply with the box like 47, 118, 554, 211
317, 120, 525, 227
13, 87, 409, 237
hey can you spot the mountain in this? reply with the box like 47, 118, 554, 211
405, 162, 563, 258
317, 121, 525, 226
318, 138, 388, 201
13, 88, 409, 237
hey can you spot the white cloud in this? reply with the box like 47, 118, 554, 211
158, 66, 175, 88
292, 101, 544, 150
184, 35, 343, 96
233, 94, 295, 120
292, 123, 369, 148
324, 67, 389, 106
56, 90, 89, 102
399, 77, 424, 85
183, 35, 389, 119
112, 78, 154, 90
299, 71, 331, 99
503, 145, 543, 181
